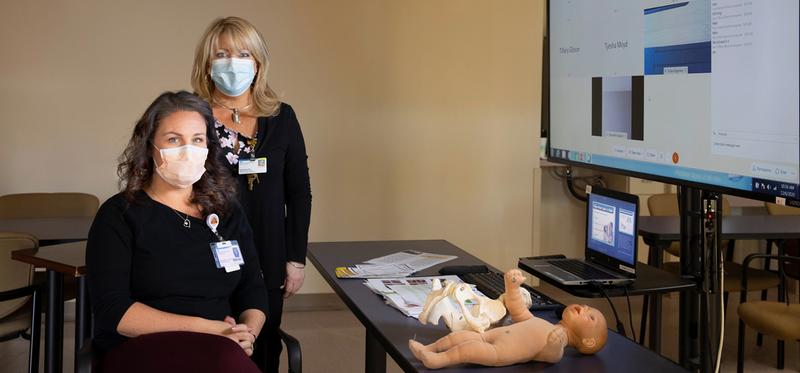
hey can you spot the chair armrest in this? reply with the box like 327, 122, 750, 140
0, 283, 41, 302
740, 253, 800, 304
279, 328, 302, 373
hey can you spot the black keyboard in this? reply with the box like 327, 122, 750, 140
458, 271, 562, 311
549, 260, 615, 280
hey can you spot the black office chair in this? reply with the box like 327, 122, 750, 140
76, 327, 302, 373
737, 252, 800, 373
0, 284, 43, 373
0, 232, 44, 373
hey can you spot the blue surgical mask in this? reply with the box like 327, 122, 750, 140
210, 58, 256, 97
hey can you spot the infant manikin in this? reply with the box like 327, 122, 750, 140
410, 269, 608, 369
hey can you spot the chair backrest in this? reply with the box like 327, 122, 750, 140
766, 203, 800, 280
647, 193, 732, 216
647, 194, 680, 217
781, 240, 800, 281
765, 203, 800, 216
0, 193, 99, 219
0, 232, 36, 319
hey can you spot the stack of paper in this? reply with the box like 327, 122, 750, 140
363, 276, 465, 318
335, 250, 457, 279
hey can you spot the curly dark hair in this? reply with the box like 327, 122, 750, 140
117, 90, 236, 217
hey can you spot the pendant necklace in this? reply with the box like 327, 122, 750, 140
150, 189, 192, 228
172, 209, 192, 228
212, 97, 252, 124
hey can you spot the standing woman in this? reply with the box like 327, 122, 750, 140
191, 17, 312, 372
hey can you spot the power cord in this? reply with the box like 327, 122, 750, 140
714, 249, 724, 373
549, 167, 606, 202
623, 286, 637, 342
591, 282, 626, 338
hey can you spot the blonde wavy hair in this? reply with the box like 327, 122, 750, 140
191, 16, 281, 117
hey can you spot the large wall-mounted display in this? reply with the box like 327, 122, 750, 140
548, 0, 800, 205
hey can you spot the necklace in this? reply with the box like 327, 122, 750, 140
212, 97, 252, 124
172, 209, 192, 228
149, 189, 192, 228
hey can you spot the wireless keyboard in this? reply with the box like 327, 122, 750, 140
458, 271, 563, 311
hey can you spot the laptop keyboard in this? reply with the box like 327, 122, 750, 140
549, 260, 616, 280
458, 271, 562, 311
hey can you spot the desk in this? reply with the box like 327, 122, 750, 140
638, 215, 800, 368
638, 215, 800, 243
0, 217, 92, 246
517, 259, 694, 354
308, 240, 687, 372
12, 241, 89, 373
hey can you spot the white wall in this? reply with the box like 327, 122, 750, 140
0, 1, 547, 293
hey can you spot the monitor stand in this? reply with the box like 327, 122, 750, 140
678, 186, 723, 372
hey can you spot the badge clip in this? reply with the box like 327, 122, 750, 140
206, 213, 224, 241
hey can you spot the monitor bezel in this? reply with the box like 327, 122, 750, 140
543, 0, 800, 208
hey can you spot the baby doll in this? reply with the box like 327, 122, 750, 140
409, 269, 608, 368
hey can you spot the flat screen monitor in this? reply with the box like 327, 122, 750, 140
547, 0, 800, 206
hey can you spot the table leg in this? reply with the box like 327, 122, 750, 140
45, 270, 64, 373
648, 293, 662, 353
647, 243, 664, 353
75, 276, 88, 373
365, 329, 386, 373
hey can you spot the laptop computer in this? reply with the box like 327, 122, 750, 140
526, 186, 639, 286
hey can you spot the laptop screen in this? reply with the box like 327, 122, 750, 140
586, 190, 637, 266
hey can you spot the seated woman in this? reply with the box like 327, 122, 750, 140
86, 91, 267, 373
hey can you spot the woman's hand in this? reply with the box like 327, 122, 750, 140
283, 262, 306, 298
212, 316, 256, 356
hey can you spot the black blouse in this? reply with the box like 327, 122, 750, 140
86, 192, 268, 353
218, 103, 312, 288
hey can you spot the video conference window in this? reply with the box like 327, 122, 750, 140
591, 76, 644, 141
644, 0, 712, 75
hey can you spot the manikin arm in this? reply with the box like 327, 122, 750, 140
503, 269, 533, 323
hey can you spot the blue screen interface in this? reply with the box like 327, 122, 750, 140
587, 193, 637, 265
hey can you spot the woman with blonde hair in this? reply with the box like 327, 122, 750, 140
191, 16, 312, 372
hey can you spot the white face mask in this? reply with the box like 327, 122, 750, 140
210, 58, 256, 97
153, 144, 209, 188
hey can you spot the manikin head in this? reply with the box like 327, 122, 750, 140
559, 304, 608, 354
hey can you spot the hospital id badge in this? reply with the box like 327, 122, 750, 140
210, 240, 244, 273
239, 157, 267, 175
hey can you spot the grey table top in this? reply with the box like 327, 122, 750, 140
638, 215, 800, 242
0, 217, 92, 245
308, 240, 687, 373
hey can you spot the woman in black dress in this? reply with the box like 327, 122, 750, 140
191, 16, 312, 372
86, 91, 267, 373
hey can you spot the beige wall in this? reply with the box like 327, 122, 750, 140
0, 1, 547, 293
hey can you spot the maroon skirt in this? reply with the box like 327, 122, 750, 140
99, 331, 261, 373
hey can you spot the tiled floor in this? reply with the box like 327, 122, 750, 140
1, 283, 797, 372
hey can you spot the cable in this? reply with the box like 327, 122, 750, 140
591, 282, 626, 337
623, 286, 637, 342
715, 248, 724, 373
566, 170, 588, 202
548, 167, 606, 202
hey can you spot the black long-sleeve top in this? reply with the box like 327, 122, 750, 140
216, 103, 312, 288
86, 192, 268, 353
